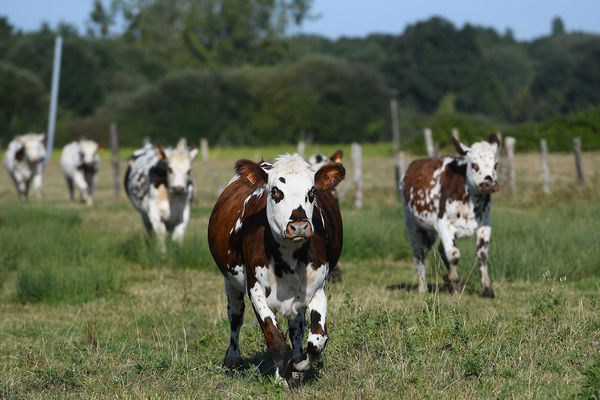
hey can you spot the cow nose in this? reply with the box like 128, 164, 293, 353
171, 186, 186, 194
480, 178, 499, 193
286, 220, 313, 240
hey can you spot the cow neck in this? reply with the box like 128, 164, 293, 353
265, 225, 309, 277
463, 169, 491, 222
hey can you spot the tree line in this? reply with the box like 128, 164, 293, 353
1, 0, 599, 150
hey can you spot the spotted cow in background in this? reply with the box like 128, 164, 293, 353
124, 140, 198, 248
60, 139, 100, 205
308, 149, 344, 281
3, 133, 46, 200
208, 154, 345, 387
401, 134, 500, 298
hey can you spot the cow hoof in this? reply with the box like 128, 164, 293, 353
223, 354, 242, 371
290, 370, 304, 385
481, 287, 495, 298
450, 281, 463, 294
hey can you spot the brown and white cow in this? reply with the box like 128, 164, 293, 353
401, 134, 500, 298
208, 154, 345, 386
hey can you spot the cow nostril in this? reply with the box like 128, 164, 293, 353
290, 224, 297, 232
484, 175, 493, 181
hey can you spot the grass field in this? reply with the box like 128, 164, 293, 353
1, 147, 599, 399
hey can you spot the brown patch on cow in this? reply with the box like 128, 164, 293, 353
270, 186, 284, 203
438, 160, 468, 218
156, 184, 169, 203
402, 158, 444, 213
156, 147, 166, 160
290, 206, 307, 221
15, 147, 25, 162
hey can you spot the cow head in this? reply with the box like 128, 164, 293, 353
453, 134, 500, 194
157, 139, 198, 195
78, 140, 99, 166
15, 133, 46, 163
236, 154, 345, 245
308, 149, 344, 171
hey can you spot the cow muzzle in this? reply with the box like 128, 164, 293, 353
285, 220, 313, 242
170, 186, 187, 195
480, 180, 499, 193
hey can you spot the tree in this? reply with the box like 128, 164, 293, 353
552, 17, 565, 36
87, 0, 115, 38
112, 0, 314, 67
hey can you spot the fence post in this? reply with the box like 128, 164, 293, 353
394, 151, 405, 196
423, 128, 435, 158
297, 140, 305, 158
505, 136, 516, 195
110, 123, 120, 201
390, 98, 400, 154
351, 143, 363, 208
572, 137, 586, 186
200, 138, 209, 161
540, 139, 550, 193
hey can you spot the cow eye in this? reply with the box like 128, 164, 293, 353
187, 169, 191, 175
307, 187, 315, 203
472, 163, 480, 172
271, 186, 284, 203
494, 162, 498, 169
168, 167, 173, 173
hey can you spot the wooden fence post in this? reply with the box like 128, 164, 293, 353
297, 140, 305, 158
200, 138, 209, 161
390, 98, 400, 154
424, 128, 435, 158
110, 123, 120, 201
540, 139, 550, 193
505, 136, 516, 195
394, 151, 405, 196
573, 137, 586, 186
352, 143, 363, 208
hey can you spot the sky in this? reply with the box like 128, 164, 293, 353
1, 0, 599, 40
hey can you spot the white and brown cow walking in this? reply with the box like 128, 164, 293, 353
208, 154, 345, 387
401, 134, 500, 297
3, 133, 46, 201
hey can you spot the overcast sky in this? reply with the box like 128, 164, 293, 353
2, 0, 599, 40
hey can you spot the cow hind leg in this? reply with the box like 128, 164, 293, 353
405, 215, 435, 293
224, 279, 245, 369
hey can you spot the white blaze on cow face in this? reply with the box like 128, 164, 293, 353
79, 140, 99, 164
454, 135, 500, 194
20, 133, 47, 163
266, 154, 316, 243
162, 145, 198, 194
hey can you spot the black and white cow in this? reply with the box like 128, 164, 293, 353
124, 140, 198, 248
60, 140, 100, 205
208, 154, 345, 387
401, 134, 500, 297
3, 133, 46, 200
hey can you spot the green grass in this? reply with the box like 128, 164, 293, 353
0, 153, 599, 398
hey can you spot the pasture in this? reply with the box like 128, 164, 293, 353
1, 146, 599, 399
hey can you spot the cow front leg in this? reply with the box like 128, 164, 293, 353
147, 207, 167, 252
171, 203, 190, 243
476, 226, 494, 298
224, 279, 245, 369
32, 172, 43, 200
306, 288, 328, 360
436, 220, 462, 294
65, 177, 75, 201
248, 280, 288, 388
288, 311, 308, 382
73, 171, 91, 205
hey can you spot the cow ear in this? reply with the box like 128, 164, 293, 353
329, 149, 343, 163
235, 159, 268, 187
488, 133, 501, 153
38, 133, 46, 142
15, 146, 25, 162
315, 163, 345, 190
453, 137, 470, 156
189, 146, 199, 160
156, 147, 166, 160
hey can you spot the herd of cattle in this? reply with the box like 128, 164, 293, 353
2, 132, 501, 387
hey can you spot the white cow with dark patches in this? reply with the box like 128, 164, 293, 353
401, 134, 500, 297
3, 133, 46, 200
60, 140, 100, 205
124, 140, 198, 249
